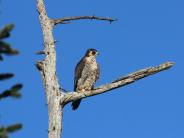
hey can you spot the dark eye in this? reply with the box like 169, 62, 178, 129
92, 51, 96, 55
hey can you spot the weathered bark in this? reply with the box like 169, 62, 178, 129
36, 0, 64, 138
36, 1, 174, 138
63, 62, 174, 104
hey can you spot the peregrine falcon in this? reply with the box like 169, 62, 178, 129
72, 48, 100, 110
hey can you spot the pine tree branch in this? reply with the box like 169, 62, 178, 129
63, 62, 174, 104
0, 84, 22, 100
0, 124, 22, 138
0, 24, 14, 39
0, 73, 14, 81
52, 16, 117, 25
0, 41, 19, 56
6, 124, 22, 133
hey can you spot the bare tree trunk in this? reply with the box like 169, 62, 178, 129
48, 103, 63, 138
36, 1, 65, 137
36, 1, 174, 138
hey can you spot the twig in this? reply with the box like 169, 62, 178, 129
52, 16, 117, 25
36, 51, 46, 55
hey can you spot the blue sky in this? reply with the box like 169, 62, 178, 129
0, 0, 183, 138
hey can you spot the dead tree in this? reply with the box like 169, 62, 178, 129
36, 0, 174, 138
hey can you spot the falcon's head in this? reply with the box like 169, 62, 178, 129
85, 48, 99, 57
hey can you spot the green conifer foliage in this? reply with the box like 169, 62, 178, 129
0, 24, 23, 138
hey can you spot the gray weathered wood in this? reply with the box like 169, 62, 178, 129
36, 1, 174, 138
36, 1, 64, 138
63, 62, 174, 104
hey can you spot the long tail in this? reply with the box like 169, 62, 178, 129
72, 99, 82, 110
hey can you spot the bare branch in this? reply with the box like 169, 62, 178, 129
64, 62, 174, 104
36, 51, 46, 55
36, 1, 174, 138
52, 16, 117, 25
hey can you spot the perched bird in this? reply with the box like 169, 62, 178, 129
72, 48, 100, 110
